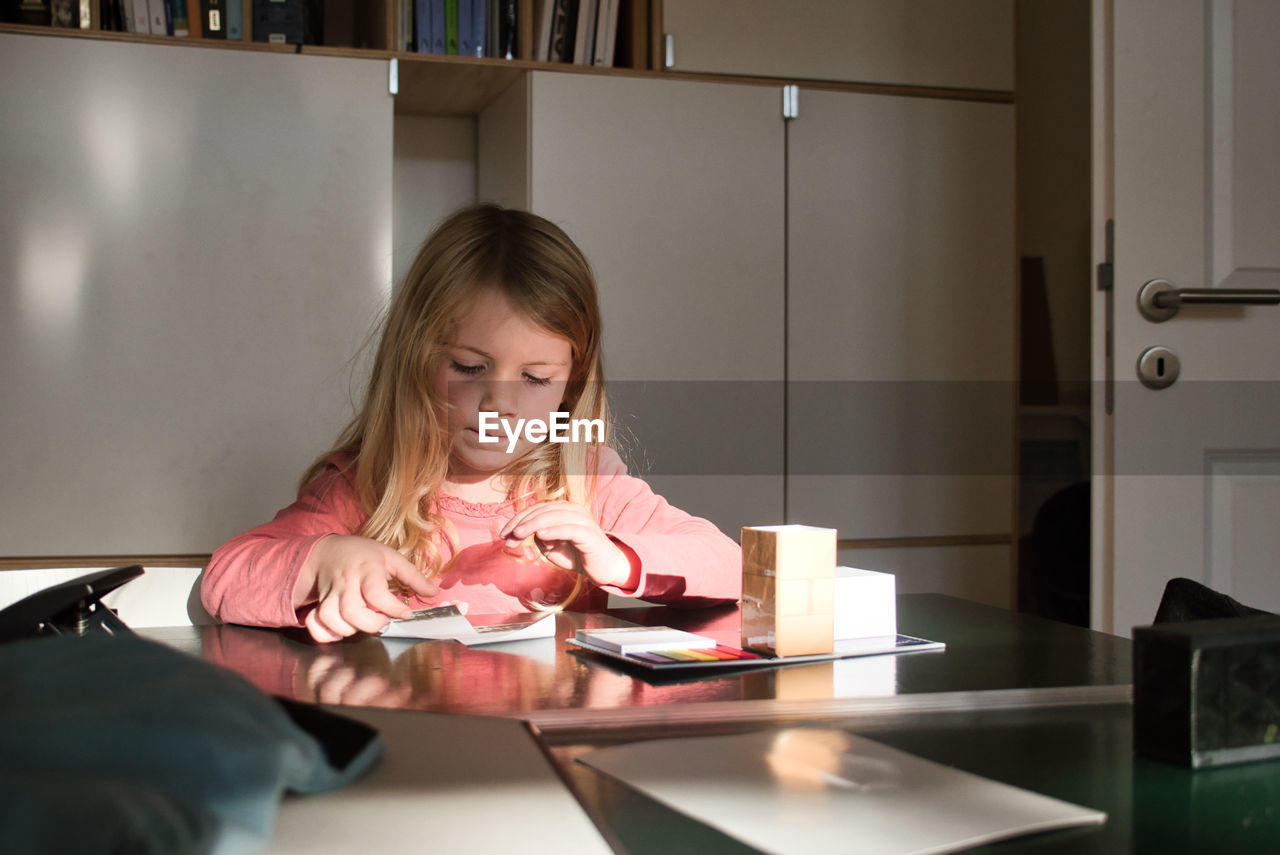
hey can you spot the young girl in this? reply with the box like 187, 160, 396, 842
201, 204, 741, 643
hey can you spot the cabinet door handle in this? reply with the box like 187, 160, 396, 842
1138, 278, 1280, 321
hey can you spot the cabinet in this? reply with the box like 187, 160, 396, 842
478, 71, 788, 535
475, 75, 1016, 604
0, 31, 393, 556
662, 0, 1013, 92
0, 6, 1017, 608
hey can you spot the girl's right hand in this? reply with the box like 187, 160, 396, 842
296, 534, 439, 644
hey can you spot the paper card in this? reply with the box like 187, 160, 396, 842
380, 605, 555, 646
578, 727, 1106, 855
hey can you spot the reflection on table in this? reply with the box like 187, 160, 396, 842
547, 703, 1280, 855
183, 595, 1131, 735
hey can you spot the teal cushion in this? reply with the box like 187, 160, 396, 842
0, 633, 382, 854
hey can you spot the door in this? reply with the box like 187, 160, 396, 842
1093, 0, 1280, 634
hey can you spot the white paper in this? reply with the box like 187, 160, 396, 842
574, 626, 716, 654
264, 707, 612, 854
579, 727, 1106, 855
379, 605, 555, 646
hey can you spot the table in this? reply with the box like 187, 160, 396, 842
150, 594, 1132, 738
143, 595, 1278, 853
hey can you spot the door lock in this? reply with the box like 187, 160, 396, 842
1137, 346, 1179, 389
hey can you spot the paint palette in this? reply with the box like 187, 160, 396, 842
567, 632, 944, 672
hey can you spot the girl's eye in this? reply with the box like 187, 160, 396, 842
451, 361, 485, 376
523, 373, 552, 387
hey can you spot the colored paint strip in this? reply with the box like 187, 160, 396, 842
624, 645, 767, 665
712, 644, 762, 660
627, 651, 676, 664
676, 648, 722, 662
655, 649, 704, 661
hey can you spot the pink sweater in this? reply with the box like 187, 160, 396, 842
201, 447, 742, 628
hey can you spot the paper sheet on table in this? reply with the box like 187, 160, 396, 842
379, 605, 555, 646
264, 707, 612, 854
578, 727, 1106, 855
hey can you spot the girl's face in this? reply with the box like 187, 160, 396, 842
434, 288, 573, 486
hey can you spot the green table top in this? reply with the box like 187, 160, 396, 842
561, 702, 1280, 854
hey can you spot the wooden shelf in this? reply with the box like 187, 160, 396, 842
0, 21, 295, 54
2, 16, 1013, 120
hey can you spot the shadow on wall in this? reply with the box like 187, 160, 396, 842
1018, 480, 1089, 627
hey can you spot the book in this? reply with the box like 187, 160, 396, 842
200, 0, 224, 37
414, 0, 430, 52
546, 0, 574, 62
591, 0, 616, 66
147, 0, 168, 34
456, 0, 470, 56
429, 0, 444, 54
532, 0, 551, 61
496, 0, 516, 60
574, 626, 718, 655
381, 605, 556, 646
571, 0, 594, 64
470, 0, 485, 57
128, 0, 149, 31
186, 0, 199, 35
97, 0, 126, 31
224, 0, 239, 39
169, 0, 188, 35
443, 0, 456, 53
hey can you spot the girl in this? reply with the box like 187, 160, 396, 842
201, 204, 741, 643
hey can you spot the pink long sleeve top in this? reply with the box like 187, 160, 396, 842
201, 447, 742, 628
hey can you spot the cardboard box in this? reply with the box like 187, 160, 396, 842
741, 525, 837, 657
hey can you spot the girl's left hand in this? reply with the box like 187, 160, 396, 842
500, 501, 638, 590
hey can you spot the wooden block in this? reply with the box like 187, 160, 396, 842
741, 525, 837, 656
774, 613, 835, 658
776, 577, 835, 618
742, 572, 774, 611
741, 525, 837, 579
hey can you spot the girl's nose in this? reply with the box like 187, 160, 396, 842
479, 380, 519, 417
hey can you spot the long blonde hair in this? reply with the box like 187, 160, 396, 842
305, 204, 611, 579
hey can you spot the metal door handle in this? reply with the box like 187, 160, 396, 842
1139, 278, 1280, 322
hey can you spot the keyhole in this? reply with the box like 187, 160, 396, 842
1137, 346, 1179, 390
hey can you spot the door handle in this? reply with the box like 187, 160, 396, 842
1139, 278, 1280, 322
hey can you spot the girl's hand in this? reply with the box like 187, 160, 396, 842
500, 501, 639, 590
296, 534, 439, 644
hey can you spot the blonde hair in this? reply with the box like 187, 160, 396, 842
305, 204, 611, 581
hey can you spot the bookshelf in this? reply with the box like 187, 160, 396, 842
0, 0, 660, 116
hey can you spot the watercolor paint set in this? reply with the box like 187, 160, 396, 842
569, 626, 943, 672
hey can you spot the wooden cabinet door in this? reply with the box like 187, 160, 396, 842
786, 89, 1017, 604
0, 34, 393, 556
480, 72, 786, 536
662, 0, 1014, 92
